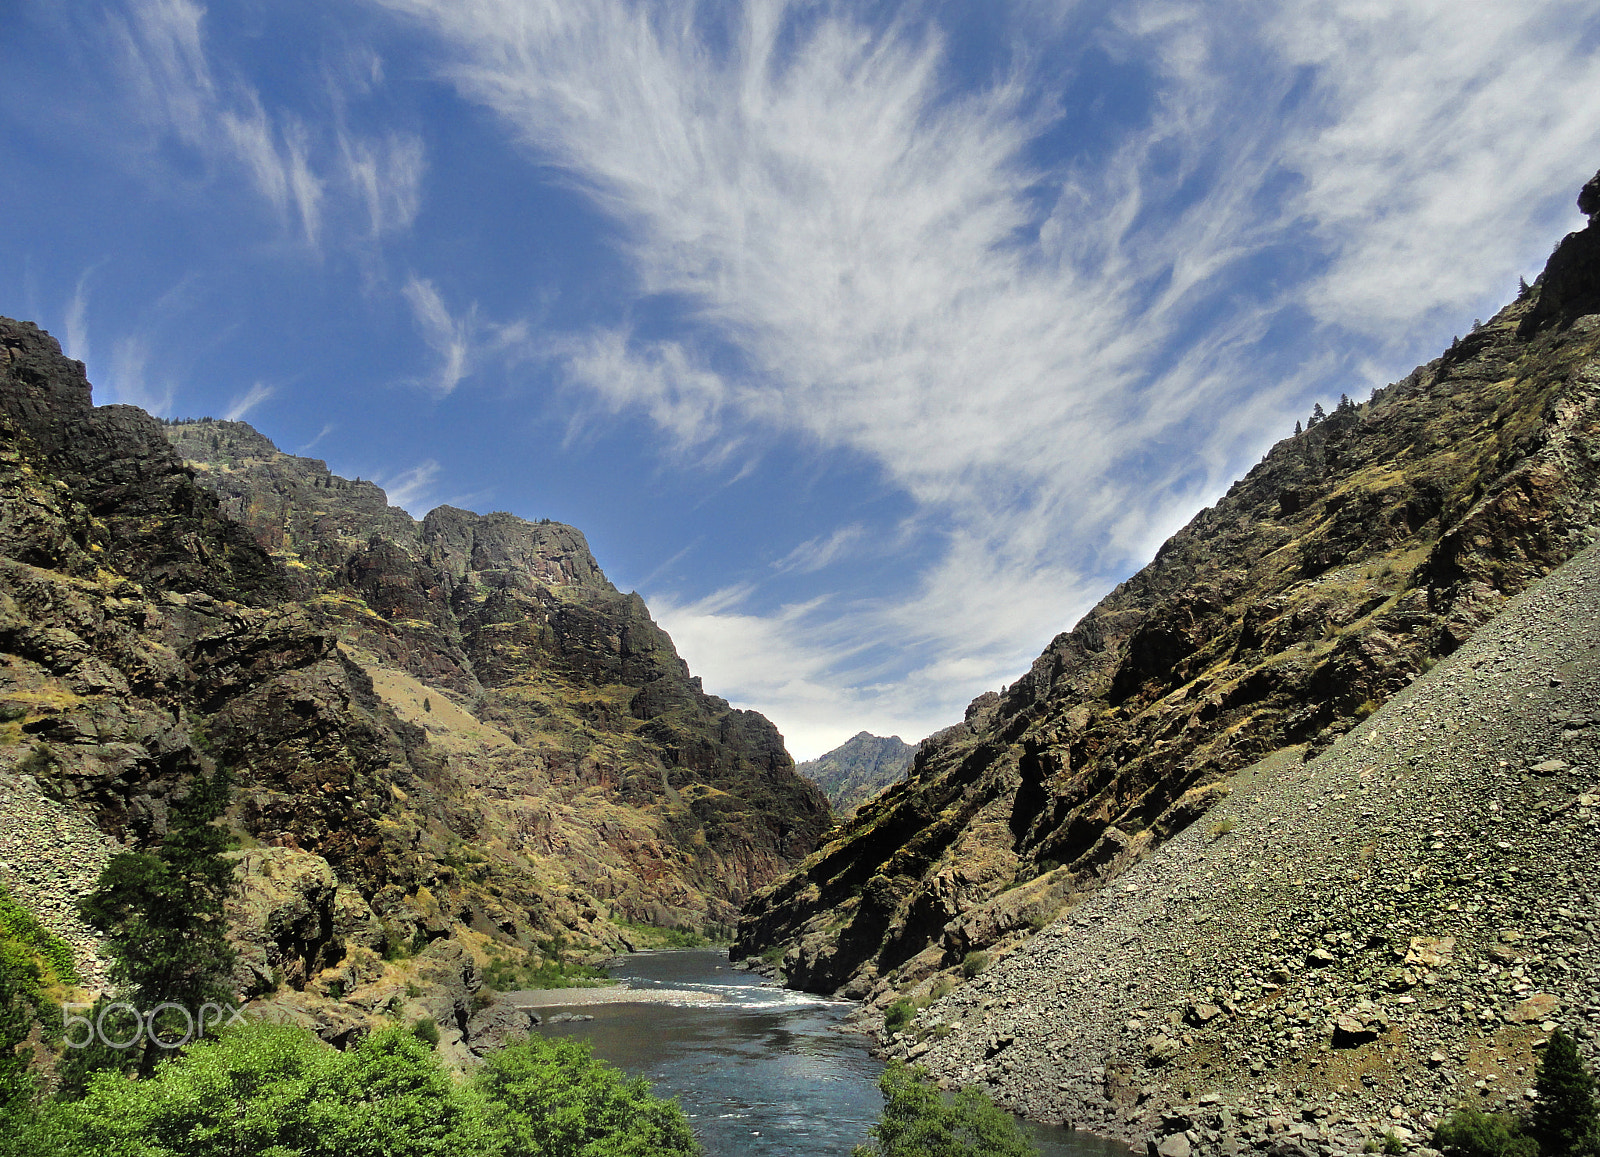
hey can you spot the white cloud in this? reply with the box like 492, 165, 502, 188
402, 276, 477, 396
106, 0, 424, 251
1260, 0, 1600, 335
375, 459, 443, 514
103, 333, 175, 416
223, 382, 275, 422
376, 0, 1600, 745
301, 422, 337, 452
774, 524, 867, 575
562, 332, 741, 461
63, 272, 93, 365
339, 129, 426, 236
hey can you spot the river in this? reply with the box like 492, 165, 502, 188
524, 948, 1134, 1157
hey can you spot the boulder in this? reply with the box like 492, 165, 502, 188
226, 847, 378, 995
1507, 994, 1560, 1024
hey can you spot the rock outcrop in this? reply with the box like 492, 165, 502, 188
734, 168, 1600, 1033
799, 732, 916, 815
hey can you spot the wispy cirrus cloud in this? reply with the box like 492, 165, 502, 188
339, 129, 426, 237
63, 271, 94, 365
103, 332, 176, 416
223, 381, 275, 422
374, 458, 442, 514
104, 0, 425, 251
399, 275, 536, 397
401, 276, 476, 396
374, 0, 1600, 756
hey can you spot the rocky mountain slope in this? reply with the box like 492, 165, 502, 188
799, 731, 915, 815
0, 324, 826, 1049
161, 417, 827, 931
892, 538, 1600, 1154
733, 169, 1600, 1022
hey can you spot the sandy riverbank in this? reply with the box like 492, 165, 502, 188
504, 985, 724, 1008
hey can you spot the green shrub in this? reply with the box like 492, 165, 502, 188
9, 1021, 701, 1157
410, 1016, 440, 1048
481, 951, 610, 992
0, 936, 46, 1120
1432, 1106, 1537, 1157
476, 1035, 698, 1156
960, 952, 988, 980
884, 999, 916, 1032
0, 882, 77, 986
615, 920, 717, 949
853, 1060, 1037, 1157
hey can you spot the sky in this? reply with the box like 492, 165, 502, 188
3, 1, 1598, 760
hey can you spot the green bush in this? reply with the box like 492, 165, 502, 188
884, 999, 916, 1032
614, 920, 717, 949
481, 951, 610, 993
0, 883, 77, 988
1432, 1106, 1536, 1157
6, 1019, 701, 1157
477, 1035, 698, 1156
1433, 1030, 1599, 1157
853, 1060, 1037, 1157
411, 1016, 440, 1048
959, 952, 988, 980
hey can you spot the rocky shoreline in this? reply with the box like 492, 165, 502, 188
874, 542, 1600, 1156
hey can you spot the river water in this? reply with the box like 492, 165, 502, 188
529, 948, 1133, 1157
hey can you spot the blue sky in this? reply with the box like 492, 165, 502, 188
3, 0, 1598, 759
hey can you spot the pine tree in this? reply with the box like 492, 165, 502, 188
79, 767, 238, 1075
1294, 420, 1303, 435
1529, 1029, 1599, 1156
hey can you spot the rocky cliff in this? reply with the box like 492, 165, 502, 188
162, 417, 827, 931
733, 171, 1600, 1024
0, 324, 827, 1048
894, 538, 1600, 1154
799, 732, 915, 815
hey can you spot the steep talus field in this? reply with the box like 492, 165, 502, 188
734, 173, 1600, 1014
800, 731, 916, 815
895, 539, 1600, 1153
0, 322, 826, 1049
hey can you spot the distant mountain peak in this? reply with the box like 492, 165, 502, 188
799, 732, 916, 815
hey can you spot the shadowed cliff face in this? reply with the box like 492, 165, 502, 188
0, 324, 828, 991
734, 173, 1600, 1003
